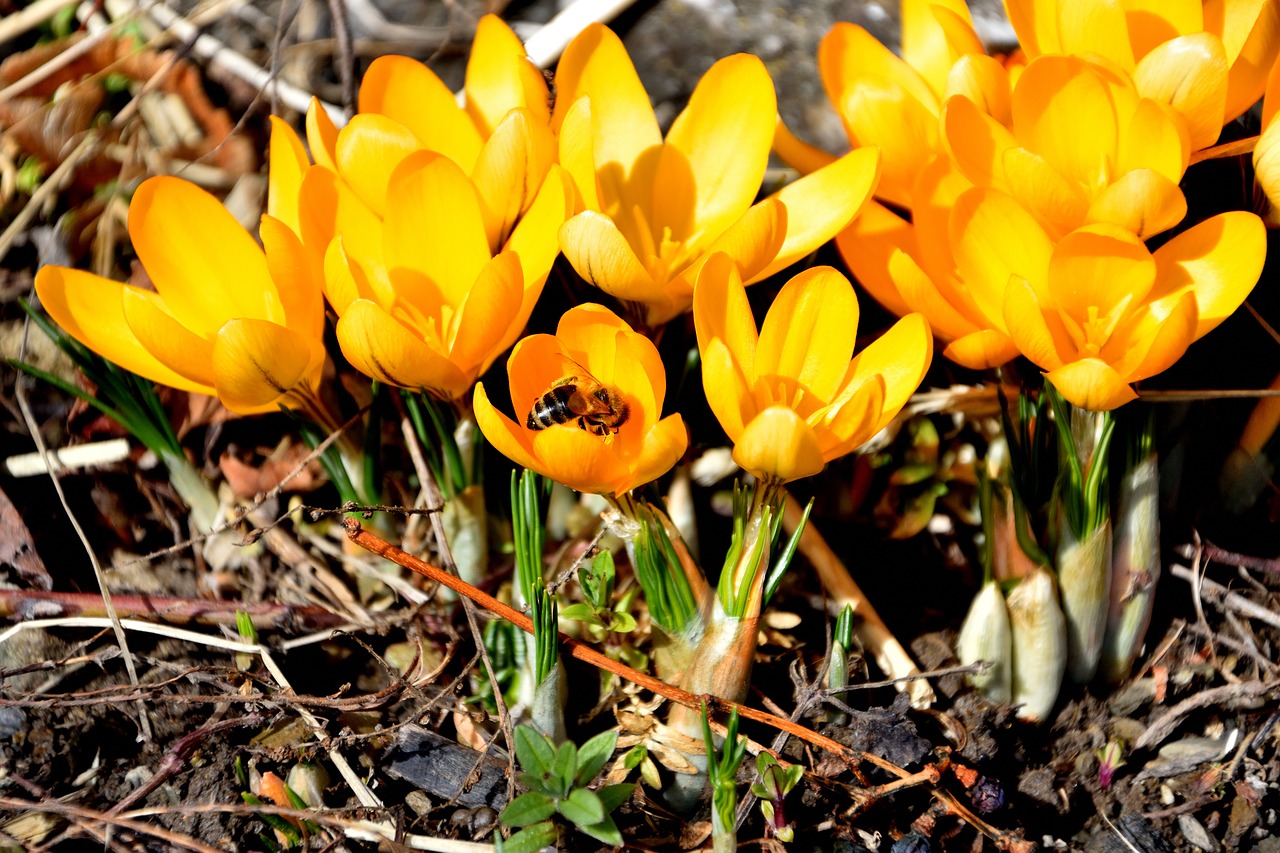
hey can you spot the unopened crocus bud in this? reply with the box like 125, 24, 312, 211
1101, 452, 1159, 683
1007, 566, 1067, 724
1057, 519, 1112, 683
956, 580, 1013, 704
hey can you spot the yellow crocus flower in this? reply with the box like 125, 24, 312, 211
693, 253, 933, 484
35, 176, 325, 415
942, 54, 1191, 241
265, 15, 575, 400
951, 188, 1266, 409
775, 3, 1019, 370
553, 24, 880, 329
473, 304, 688, 496
776, 0, 1006, 209
1003, 0, 1280, 150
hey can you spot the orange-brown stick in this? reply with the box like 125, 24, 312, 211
341, 517, 906, 778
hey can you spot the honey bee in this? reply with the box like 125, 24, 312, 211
526, 360, 630, 437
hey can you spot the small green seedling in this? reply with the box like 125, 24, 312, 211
560, 550, 637, 635
750, 753, 804, 842
703, 704, 747, 853
499, 725, 634, 850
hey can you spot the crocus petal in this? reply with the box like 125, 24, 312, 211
694, 253, 758, 439
465, 14, 549, 137
360, 55, 483, 171
212, 318, 325, 414
1058, 0, 1135, 68
815, 373, 885, 459
1012, 56, 1117, 191
261, 214, 325, 341
1150, 210, 1266, 338
1001, 146, 1090, 237
693, 197, 786, 285
844, 313, 933, 434
1003, 274, 1067, 370
336, 299, 468, 395
527, 426, 629, 495
902, 0, 979, 96
557, 97, 600, 212
499, 164, 575, 351
323, 238, 365, 314
1126, 0, 1202, 58
559, 211, 657, 301
1133, 33, 1229, 150
818, 23, 939, 123
1117, 99, 1190, 182
772, 117, 837, 175
943, 330, 1021, 369
475, 382, 542, 472
664, 53, 775, 247
267, 116, 309, 236
942, 93, 1018, 191
334, 114, 421, 218
733, 405, 826, 483
306, 98, 339, 171
838, 79, 939, 209
1223, 0, 1280, 122
624, 415, 689, 494
1049, 225, 1156, 315
383, 151, 492, 310
34, 266, 215, 395
945, 54, 1014, 127
1254, 115, 1280, 210
748, 146, 881, 283
472, 107, 556, 250
121, 288, 216, 386
447, 252, 523, 378
1105, 289, 1198, 382
552, 24, 661, 180
835, 202, 915, 318
610, 330, 664, 431
755, 266, 859, 404
555, 303, 634, 386
1003, 0, 1054, 56
950, 188, 1053, 328
890, 249, 975, 341
129, 177, 281, 336
1044, 359, 1139, 411
1085, 169, 1187, 239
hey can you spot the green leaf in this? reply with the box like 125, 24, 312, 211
608, 610, 637, 633
574, 730, 618, 788
764, 496, 812, 607
596, 783, 635, 814
551, 741, 578, 796
557, 787, 605, 827
559, 603, 598, 623
498, 820, 558, 853
500, 791, 555, 828
514, 725, 555, 780
781, 764, 804, 791
578, 814, 624, 847
622, 745, 647, 770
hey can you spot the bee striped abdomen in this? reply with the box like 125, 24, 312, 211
527, 383, 578, 430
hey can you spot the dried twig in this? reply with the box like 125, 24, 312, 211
1170, 563, 1280, 631
1134, 681, 1278, 750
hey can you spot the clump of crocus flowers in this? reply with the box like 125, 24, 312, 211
26, 1, 1274, 839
